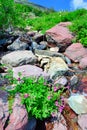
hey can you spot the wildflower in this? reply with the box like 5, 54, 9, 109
66, 85, 70, 90
59, 105, 65, 113
17, 77, 21, 81
24, 93, 29, 98
55, 101, 59, 106
51, 112, 56, 117
47, 96, 51, 100
54, 86, 58, 92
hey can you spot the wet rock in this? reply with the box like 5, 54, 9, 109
46, 22, 73, 52
64, 43, 87, 62
78, 114, 87, 130
46, 57, 68, 79
68, 95, 87, 114
1, 50, 37, 67
0, 90, 9, 129
13, 65, 49, 79
7, 38, 29, 51
5, 94, 28, 130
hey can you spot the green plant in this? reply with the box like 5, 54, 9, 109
8, 76, 65, 120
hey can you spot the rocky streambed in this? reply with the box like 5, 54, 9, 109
0, 22, 87, 130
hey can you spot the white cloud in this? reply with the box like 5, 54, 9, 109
71, 0, 87, 10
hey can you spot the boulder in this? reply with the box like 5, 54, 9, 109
46, 57, 68, 79
46, 22, 73, 52
78, 114, 87, 130
13, 65, 49, 79
64, 43, 87, 62
5, 94, 28, 130
7, 38, 29, 51
68, 95, 87, 114
0, 90, 9, 130
35, 49, 65, 60
1, 51, 37, 67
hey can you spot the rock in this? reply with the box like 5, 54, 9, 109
13, 65, 49, 79
26, 117, 36, 130
7, 38, 29, 51
79, 56, 87, 69
64, 43, 87, 62
27, 31, 36, 37
31, 41, 39, 50
64, 56, 72, 66
46, 22, 73, 52
53, 121, 67, 130
68, 95, 87, 114
1, 50, 37, 67
78, 114, 87, 130
39, 41, 47, 49
33, 33, 45, 43
70, 75, 79, 86
31, 41, 47, 50
46, 57, 68, 79
45, 113, 67, 130
77, 76, 87, 95
5, 94, 28, 130
58, 22, 72, 27
54, 76, 68, 86
50, 47, 59, 52
35, 49, 65, 60
0, 90, 9, 129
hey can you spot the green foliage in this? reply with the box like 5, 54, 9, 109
69, 9, 87, 46
7, 75, 65, 120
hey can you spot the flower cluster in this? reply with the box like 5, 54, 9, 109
7, 76, 65, 120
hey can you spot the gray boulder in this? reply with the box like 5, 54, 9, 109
7, 38, 29, 51
1, 50, 37, 67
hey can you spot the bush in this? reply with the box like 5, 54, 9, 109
7, 75, 65, 120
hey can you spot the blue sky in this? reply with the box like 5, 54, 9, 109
29, 0, 87, 11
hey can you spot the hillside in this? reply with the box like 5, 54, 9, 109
0, 0, 87, 46
14, 0, 50, 11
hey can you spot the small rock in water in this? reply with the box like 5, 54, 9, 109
67, 95, 87, 114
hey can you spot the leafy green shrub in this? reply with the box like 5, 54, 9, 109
69, 11, 87, 46
7, 76, 65, 120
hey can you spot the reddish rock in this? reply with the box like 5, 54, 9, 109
78, 114, 87, 130
13, 65, 49, 79
58, 22, 72, 27
64, 43, 87, 62
79, 56, 87, 69
0, 90, 9, 129
5, 94, 28, 130
46, 22, 74, 52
